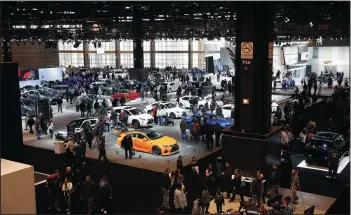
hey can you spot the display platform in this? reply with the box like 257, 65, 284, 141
207, 187, 335, 214
1, 159, 37, 214
297, 156, 350, 174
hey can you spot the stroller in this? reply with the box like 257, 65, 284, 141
158, 115, 175, 126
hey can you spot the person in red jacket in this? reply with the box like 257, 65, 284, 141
152, 105, 158, 125
119, 110, 125, 127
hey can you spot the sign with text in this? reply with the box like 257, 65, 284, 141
241, 42, 254, 60
268, 42, 273, 59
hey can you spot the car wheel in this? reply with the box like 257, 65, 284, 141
132, 120, 140, 129
152, 146, 161, 155
147, 110, 151, 114
170, 113, 176, 119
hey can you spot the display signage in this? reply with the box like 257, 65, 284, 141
241, 42, 254, 60
301, 52, 309, 61
268, 42, 273, 59
18, 68, 39, 81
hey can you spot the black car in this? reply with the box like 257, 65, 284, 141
304, 132, 349, 166
66, 117, 98, 137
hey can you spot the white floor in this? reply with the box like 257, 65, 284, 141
297, 156, 350, 174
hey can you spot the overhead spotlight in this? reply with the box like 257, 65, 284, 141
98, 41, 101, 48
340, 37, 343, 40
73, 40, 81, 48
309, 21, 313, 27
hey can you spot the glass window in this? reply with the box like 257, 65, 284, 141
144, 53, 151, 68
120, 40, 133, 51
155, 53, 188, 69
192, 53, 205, 69
143, 41, 150, 51
88, 41, 115, 51
312, 47, 318, 59
120, 53, 134, 68
59, 53, 84, 67
192, 40, 199, 51
89, 53, 116, 68
155, 39, 188, 51
58, 41, 83, 51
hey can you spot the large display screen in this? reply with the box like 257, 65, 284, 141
18, 68, 39, 81
38, 67, 63, 82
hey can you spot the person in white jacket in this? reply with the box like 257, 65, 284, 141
48, 119, 54, 139
62, 177, 73, 213
174, 183, 187, 214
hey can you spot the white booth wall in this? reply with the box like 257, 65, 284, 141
307, 47, 350, 78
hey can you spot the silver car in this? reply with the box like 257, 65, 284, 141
20, 100, 36, 116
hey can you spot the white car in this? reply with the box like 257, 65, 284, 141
109, 69, 127, 78
162, 81, 181, 93
112, 106, 154, 129
144, 102, 186, 118
125, 97, 156, 106
178, 95, 211, 109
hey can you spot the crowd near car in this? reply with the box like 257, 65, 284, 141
144, 102, 186, 119
112, 106, 154, 129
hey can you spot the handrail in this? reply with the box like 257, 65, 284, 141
222, 126, 285, 140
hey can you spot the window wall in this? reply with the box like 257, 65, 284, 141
143, 41, 150, 51
88, 41, 115, 51
58, 41, 83, 51
89, 53, 116, 68
120, 40, 133, 51
155, 53, 188, 69
144, 53, 151, 68
120, 53, 133, 68
155, 39, 188, 51
59, 53, 84, 67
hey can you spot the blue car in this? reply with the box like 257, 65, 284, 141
184, 112, 233, 128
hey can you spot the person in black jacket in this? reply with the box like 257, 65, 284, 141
121, 134, 133, 159
251, 171, 264, 206
268, 164, 280, 198
81, 175, 95, 214
57, 97, 63, 113
86, 101, 92, 117
26, 115, 35, 134
98, 175, 112, 213
229, 169, 244, 202
213, 123, 222, 147
98, 135, 108, 162
327, 146, 340, 179
222, 162, 233, 198
202, 121, 214, 151
80, 101, 86, 117
161, 168, 171, 207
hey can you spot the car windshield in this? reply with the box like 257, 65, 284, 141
67, 119, 84, 127
310, 139, 333, 148
129, 109, 143, 115
146, 131, 163, 140
165, 103, 176, 108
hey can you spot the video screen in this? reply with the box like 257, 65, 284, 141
18, 68, 39, 81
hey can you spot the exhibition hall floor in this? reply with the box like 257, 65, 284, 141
22, 93, 291, 173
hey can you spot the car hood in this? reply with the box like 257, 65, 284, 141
151, 136, 177, 146
138, 114, 153, 119
168, 107, 186, 112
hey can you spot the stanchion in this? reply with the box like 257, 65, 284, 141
24, 117, 28, 130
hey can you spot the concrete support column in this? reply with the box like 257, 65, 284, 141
150, 40, 156, 68
83, 41, 90, 67
115, 40, 121, 68
132, 7, 144, 68
188, 39, 193, 69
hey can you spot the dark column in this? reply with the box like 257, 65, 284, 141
234, 2, 274, 134
2, 41, 12, 62
83, 41, 90, 67
115, 40, 121, 68
222, 3, 280, 177
150, 40, 155, 68
132, 7, 144, 68
188, 39, 193, 69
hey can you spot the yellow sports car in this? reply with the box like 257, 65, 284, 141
117, 130, 180, 156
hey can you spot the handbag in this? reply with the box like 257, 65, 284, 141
130, 149, 135, 156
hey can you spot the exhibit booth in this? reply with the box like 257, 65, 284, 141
1, 159, 36, 214
19, 67, 63, 88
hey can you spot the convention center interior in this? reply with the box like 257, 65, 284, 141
1, 1, 350, 215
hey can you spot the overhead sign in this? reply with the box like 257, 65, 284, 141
268, 42, 273, 59
241, 42, 253, 60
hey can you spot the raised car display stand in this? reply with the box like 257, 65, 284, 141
297, 156, 350, 174
1, 159, 36, 214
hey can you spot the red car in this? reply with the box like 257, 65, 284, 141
110, 89, 140, 102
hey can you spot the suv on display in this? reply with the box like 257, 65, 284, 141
90, 82, 113, 95
20, 100, 36, 116
304, 132, 349, 166
51, 85, 70, 97
66, 118, 99, 137
144, 102, 186, 119
112, 106, 154, 129
178, 95, 211, 109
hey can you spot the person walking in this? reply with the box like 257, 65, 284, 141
58, 96, 63, 113
161, 168, 171, 207
215, 188, 225, 214
201, 185, 211, 214
213, 123, 222, 147
290, 168, 300, 203
48, 119, 54, 139
98, 135, 108, 162
176, 155, 183, 171
205, 164, 214, 192
222, 162, 233, 198
86, 100, 92, 117
110, 110, 118, 130
80, 101, 86, 117
251, 171, 264, 207
27, 115, 35, 134
46, 169, 61, 212
81, 175, 95, 215
35, 118, 41, 140
93, 99, 100, 116
268, 164, 281, 198
180, 117, 187, 141
75, 98, 80, 113
62, 177, 73, 213
229, 169, 244, 202
121, 133, 133, 159
98, 175, 112, 214
174, 183, 187, 214
105, 114, 111, 132
327, 146, 340, 179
